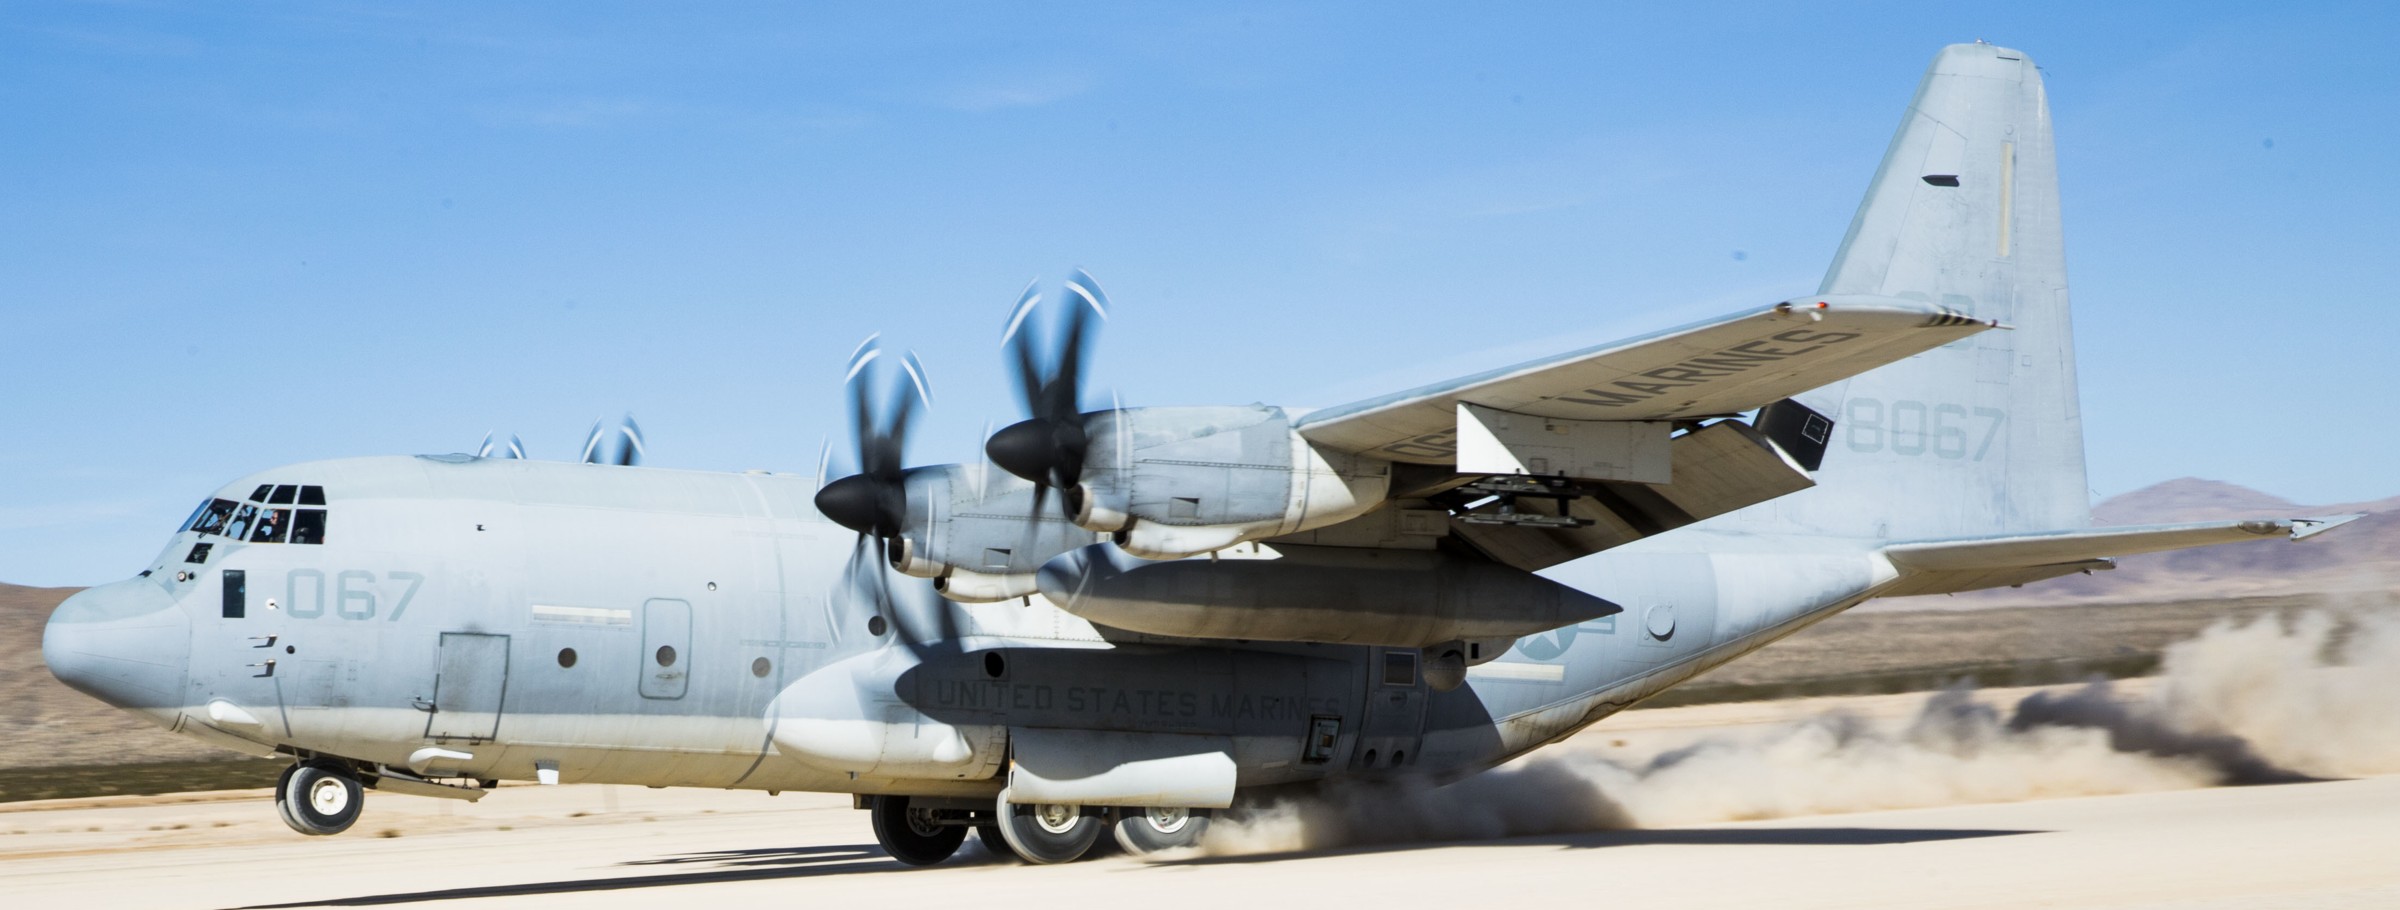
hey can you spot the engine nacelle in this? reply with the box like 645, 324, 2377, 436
1070, 405, 1391, 559
1036, 542, 1621, 647
882, 465, 1101, 603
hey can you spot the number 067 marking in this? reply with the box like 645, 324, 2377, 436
284, 570, 423, 621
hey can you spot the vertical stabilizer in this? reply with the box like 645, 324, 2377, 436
1779, 43, 2087, 540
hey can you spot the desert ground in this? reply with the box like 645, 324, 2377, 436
3, 684, 2395, 909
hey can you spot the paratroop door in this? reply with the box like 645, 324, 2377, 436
426, 632, 509, 742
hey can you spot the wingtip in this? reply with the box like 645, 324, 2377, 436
2290, 513, 2366, 541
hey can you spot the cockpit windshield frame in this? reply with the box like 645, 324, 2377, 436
180, 490, 327, 545
187, 499, 238, 536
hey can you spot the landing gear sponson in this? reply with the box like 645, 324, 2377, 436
865, 793, 1213, 865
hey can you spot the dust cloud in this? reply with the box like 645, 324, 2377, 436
1187, 608, 2400, 858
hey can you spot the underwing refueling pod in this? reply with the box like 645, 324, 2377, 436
1035, 542, 1623, 648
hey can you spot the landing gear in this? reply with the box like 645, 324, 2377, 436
993, 787, 1103, 864
869, 795, 967, 866
274, 762, 363, 836
976, 824, 1024, 863
1111, 806, 1212, 856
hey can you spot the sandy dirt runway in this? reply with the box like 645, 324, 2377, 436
6, 772, 2394, 909
4, 686, 2394, 910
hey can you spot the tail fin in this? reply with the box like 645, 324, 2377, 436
1777, 43, 2088, 540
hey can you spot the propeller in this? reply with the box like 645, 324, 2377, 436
985, 270, 1110, 506
814, 334, 957, 658
580, 415, 646, 466
813, 335, 933, 542
476, 432, 526, 459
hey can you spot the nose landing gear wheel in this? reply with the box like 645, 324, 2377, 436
869, 796, 967, 866
994, 787, 1102, 864
1112, 806, 1212, 856
274, 763, 363, 836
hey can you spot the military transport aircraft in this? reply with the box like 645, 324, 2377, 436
43, 43, 2355, 866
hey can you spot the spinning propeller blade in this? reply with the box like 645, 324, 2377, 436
986, 269, 1109, 495
813, 335, 931, 543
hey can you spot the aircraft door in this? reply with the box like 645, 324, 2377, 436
1352, 648, 1427, 771
425, 632, 509, 742
640, 598, 692, 700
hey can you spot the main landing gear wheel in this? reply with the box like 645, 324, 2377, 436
274, 762, 363, 836
1112, 806, 1212, 856
994, 787, 1102, 864
976, 824, 1024, 863
870, 796, 967, 866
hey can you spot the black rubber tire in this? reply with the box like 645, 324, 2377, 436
994, 787, 1103, 865
870, 796, 967, 867
271, 763, 304, 832
975, 824, 1023, 863
1111, 807, 1213, 856
278, 763, 363, 836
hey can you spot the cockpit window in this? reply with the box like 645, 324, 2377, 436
183, 487, 327, 544
289, 509, 326, 545
178, 499, 212, 533
249, 508, 291, 543
189, 499, 238, 536
224, 504, 258, 540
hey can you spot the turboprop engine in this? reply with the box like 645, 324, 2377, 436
882, 465, 1103, 602
1035, 541, 1621, 648
981, 274, 1395, 561
1019, 404, 1394, 560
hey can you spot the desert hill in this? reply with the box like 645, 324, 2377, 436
0, 583, 231, 772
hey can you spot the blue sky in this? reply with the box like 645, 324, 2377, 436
5, 2, 2396, 586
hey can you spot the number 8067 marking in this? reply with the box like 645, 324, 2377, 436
1843, 398, 2006, 460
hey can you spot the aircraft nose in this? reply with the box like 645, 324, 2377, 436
43, 579, 191, 723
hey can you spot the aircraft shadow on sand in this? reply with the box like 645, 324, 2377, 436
1145, 825, 2044, 867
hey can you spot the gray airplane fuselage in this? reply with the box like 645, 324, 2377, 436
45, 453, 1885, 800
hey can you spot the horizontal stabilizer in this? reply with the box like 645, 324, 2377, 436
1297, 295, 1996, 463
1877, 515, 2361, 597
1885, 515, 2360, 571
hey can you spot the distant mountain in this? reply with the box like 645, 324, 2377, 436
1880, 477, 2400, 609
0, 583, 232, 768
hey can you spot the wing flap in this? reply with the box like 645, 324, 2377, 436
1446, 420, 1814, 572
1296, 295, 1996, 463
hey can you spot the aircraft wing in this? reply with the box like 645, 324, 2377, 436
1294, 295, 1997, 463
1875, 515, 2363, 597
